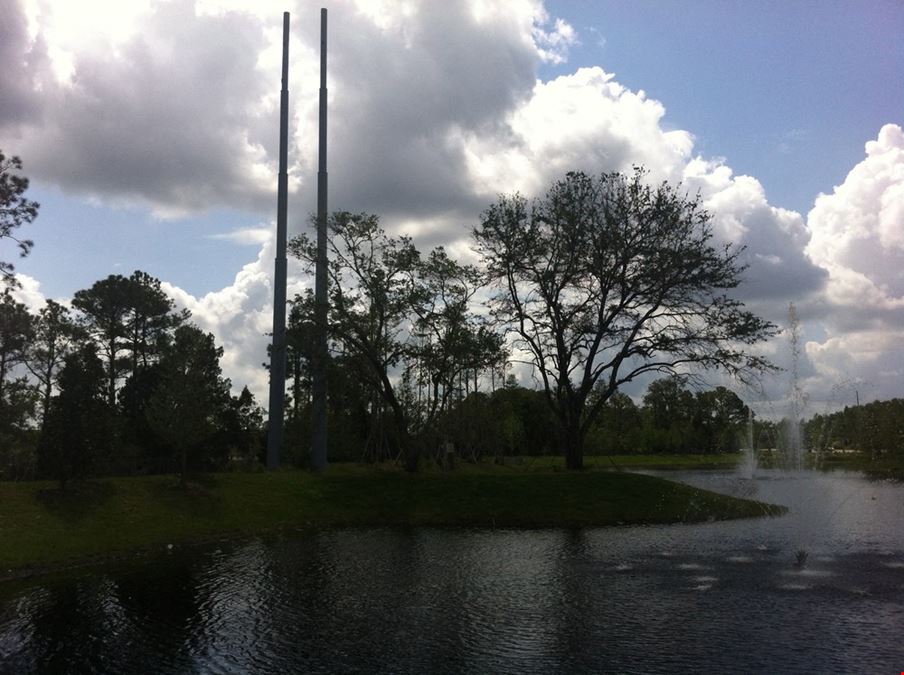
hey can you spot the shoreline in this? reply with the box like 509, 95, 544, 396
2, 463, 786, 583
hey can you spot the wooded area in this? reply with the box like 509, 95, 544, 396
2, 153, 899, 484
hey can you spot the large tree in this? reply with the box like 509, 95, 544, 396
38, 343, 111, 490
473, 169, 775, 469
0, 292, 35, 441
146, 325, 230, 484
73, 270, 185, 408
290, 212, 501, 471
25, 300, 83, 424
124, 270, 186, 376
72, 275, 132, 408
410, 247, 503, 432
291, 212, 423, 470
0, 151, 38, 285
0, 291, 32, 398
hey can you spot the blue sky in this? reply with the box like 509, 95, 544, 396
3, 0, 903, 409
543, 0, 904, 217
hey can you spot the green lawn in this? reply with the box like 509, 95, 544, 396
0, 462, 783, 577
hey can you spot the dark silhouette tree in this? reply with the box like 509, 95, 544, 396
118, 362, 166, 473
693, 386, 749, 454
25, 299, 83, 424
291, 212, 503, 471
0, 291, 32, 397
0, 291, 35, 442
285, 291, 317, 421
474, 169, 775, 469
38, 343, 110, 490
291, 212, 424, 470
0, 151, 38, 285
412, 247, 504, 428
73, 271, 185, 409
146, 325, 229, 484
72, 275, 132, 408
218, 385, 264, 467
124, 270, 186, 377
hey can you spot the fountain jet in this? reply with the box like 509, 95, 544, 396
785, 303, 807, 471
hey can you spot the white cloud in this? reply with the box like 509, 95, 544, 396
208, 226, 272, 246
796, 124, 904, 405
162, 243, 274, 400
458, 66, 827, 314
807, 124, 904, 309
10, 273, 48, 312
5, 0, 901, 413
161, 229, 310, 402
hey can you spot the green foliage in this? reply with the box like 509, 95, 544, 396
0, 151, 38, 285
25, 299, 83, 423
290, 212, 503, 471
73, 270, 185, 409
38, 344, 112, 489
146, 325, 230, 483
0, 291, 35, 447
586, 391, 643, 454
804, 399, 904, 456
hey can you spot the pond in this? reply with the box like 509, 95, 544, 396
2, 470, 903, 673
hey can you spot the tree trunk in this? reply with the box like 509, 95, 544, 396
562, 414, 585, 470
107, 336, 117, 409
41, 380, 52, 425
403, 437, 420, 473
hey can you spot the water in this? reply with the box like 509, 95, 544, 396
2, 470, 903, 673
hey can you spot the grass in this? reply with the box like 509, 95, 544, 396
812, 451, 904, 480
0, 461, 784, 578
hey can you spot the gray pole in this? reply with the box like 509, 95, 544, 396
266, 11, 290, 471
310, 7, 329, 470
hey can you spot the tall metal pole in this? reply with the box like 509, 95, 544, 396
266, 11, 290, 471
310, 7, 329, 470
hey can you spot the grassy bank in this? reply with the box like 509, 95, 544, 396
813, 451, 904, 480
1, 464, 783, 577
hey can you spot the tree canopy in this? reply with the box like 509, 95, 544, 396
473, 169, 775, 468
290, 212, 502, 471
0, 151, 38, 285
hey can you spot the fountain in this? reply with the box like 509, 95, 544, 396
738, 407, 757, 479
738, 303, 805, 478
784, 303, 808, 471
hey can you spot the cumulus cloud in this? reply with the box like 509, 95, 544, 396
797, 124, 904, 404
162, 238, 276, 400
162, 225, 312, 401
0, 0, 51, 126
5, 0, 900, 412
10, 273, 49, 312
458, 66, 827, 318
806, 124, 904, 317
2, 0, 577, 222
4, 0, 275, 216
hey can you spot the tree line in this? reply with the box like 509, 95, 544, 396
0, 271, 263, 485
3, 150, 782, 479
289, 169, 775, 470
803, 399, 904, 457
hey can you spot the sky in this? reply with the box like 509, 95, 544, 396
2, 0, 903, 417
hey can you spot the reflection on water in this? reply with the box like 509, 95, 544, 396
1, 470, 903, 673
